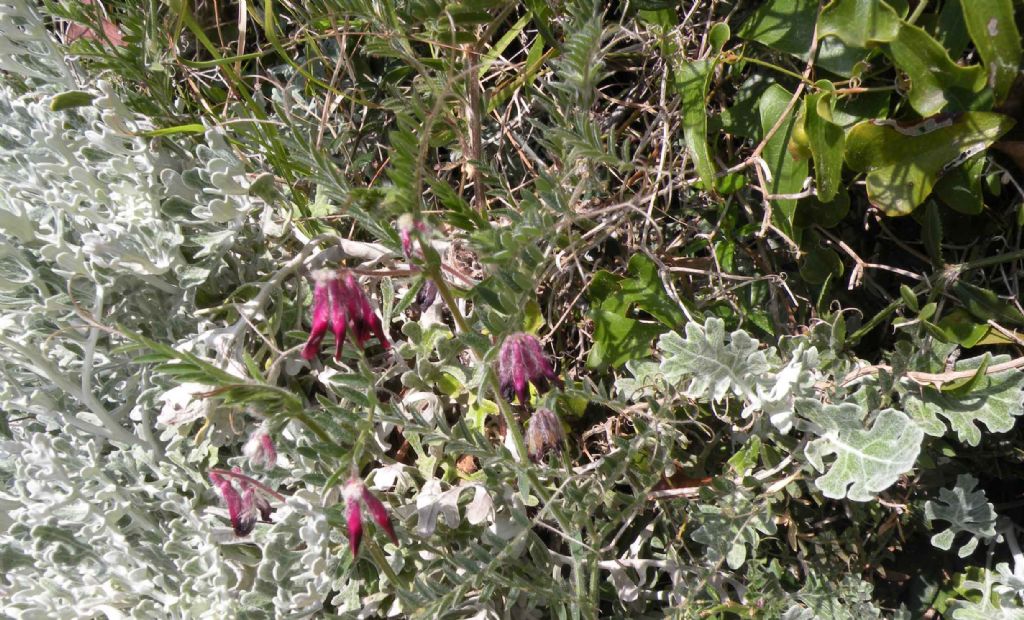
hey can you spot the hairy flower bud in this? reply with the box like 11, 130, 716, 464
397, 214, 428, 258
498, 333, 562, 405
343, 477, 399, 556
242, 426, 277, 469
525, 408, 566, 462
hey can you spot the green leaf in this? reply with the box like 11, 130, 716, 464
672, 25, 729, 191
903, 354, 1024, 446
760, 84, 809, 236
935, 309, 991, 348
585, 255, 686, 369
738, 0, 817, 56
924, 474, 997, 558
845, 112, 1014, 216
817, 0, 900, 48
951, 280, 1024, 327
960, 0, 1022, 104
884, 21, 988, 116
804, 81, 845, 203
587, 308, 663, 370
49, 91, 96, 111
799, 400, 923, 502
934, 154, 985, 215
691, 483, 776, 570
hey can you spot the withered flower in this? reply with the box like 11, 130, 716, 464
525, 408, 566, 462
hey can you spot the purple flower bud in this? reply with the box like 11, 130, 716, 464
346, 492, 363, 556
209, 468, 276, 536
525, 408, 566, 462
398, 214, 428, 259
361, 487, 399, 546
243, 427, 277, 469
416, 279, 438, 312
301, 273, 332, 360
343, 477, 399, 556
342, 272, 390, 351
498, 333, 562, 405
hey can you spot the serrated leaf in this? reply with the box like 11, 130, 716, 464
924, 474, 996, 557
902, 354, 1024, 446
691, 483, 776, 570
659, 318, 770, 403
799, 400, 923, 501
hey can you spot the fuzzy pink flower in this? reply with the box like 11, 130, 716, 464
498, 333, 562, 405
302, 269, 389, 360
397, 214, 428, 259
341, 272, 390, 351
243, 426, 277, 469
343, 478, 399, 556
209, 468, 273, 536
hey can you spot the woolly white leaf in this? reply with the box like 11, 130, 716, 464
800, 400, 923, 502
924, 474, 996, 557
659, 318, 769, 403
903, 354, 1024, 446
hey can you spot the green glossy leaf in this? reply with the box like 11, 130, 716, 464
935, 309, 990, 348
818, 0, 900, 48
799, 400, 923, 501
960, 0, 1022, 104
903, 354, 1024, 446
845, 112, 1014, 216
952, 280, 1024, 327
934, 154, 985, 215
587, 309, 662, 370
49, 91, 96, 111
759, 84, 809, 235
738, 0, 817, 56
804, 81, 845, 202
672, 26, 729, 192
884, 22, 987, 116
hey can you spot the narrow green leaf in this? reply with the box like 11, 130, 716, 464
759, 84, 809, 236
804, 80, 845, 202
50, 91, 96, 111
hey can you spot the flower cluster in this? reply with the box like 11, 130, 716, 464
302, 269, 390, 361
209, 468, 274, 537
343, 478, 399, 556
498, 332, 562, 405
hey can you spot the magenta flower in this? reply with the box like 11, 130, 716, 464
243, 426, 277, 469
343, 477, 399, 556
209, 468, 273, 536
398, 214, 428, 259
341, 271, 391, 351
525, 408, 566, 462
302, 269, 389, 360
498, 332, 562, 405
